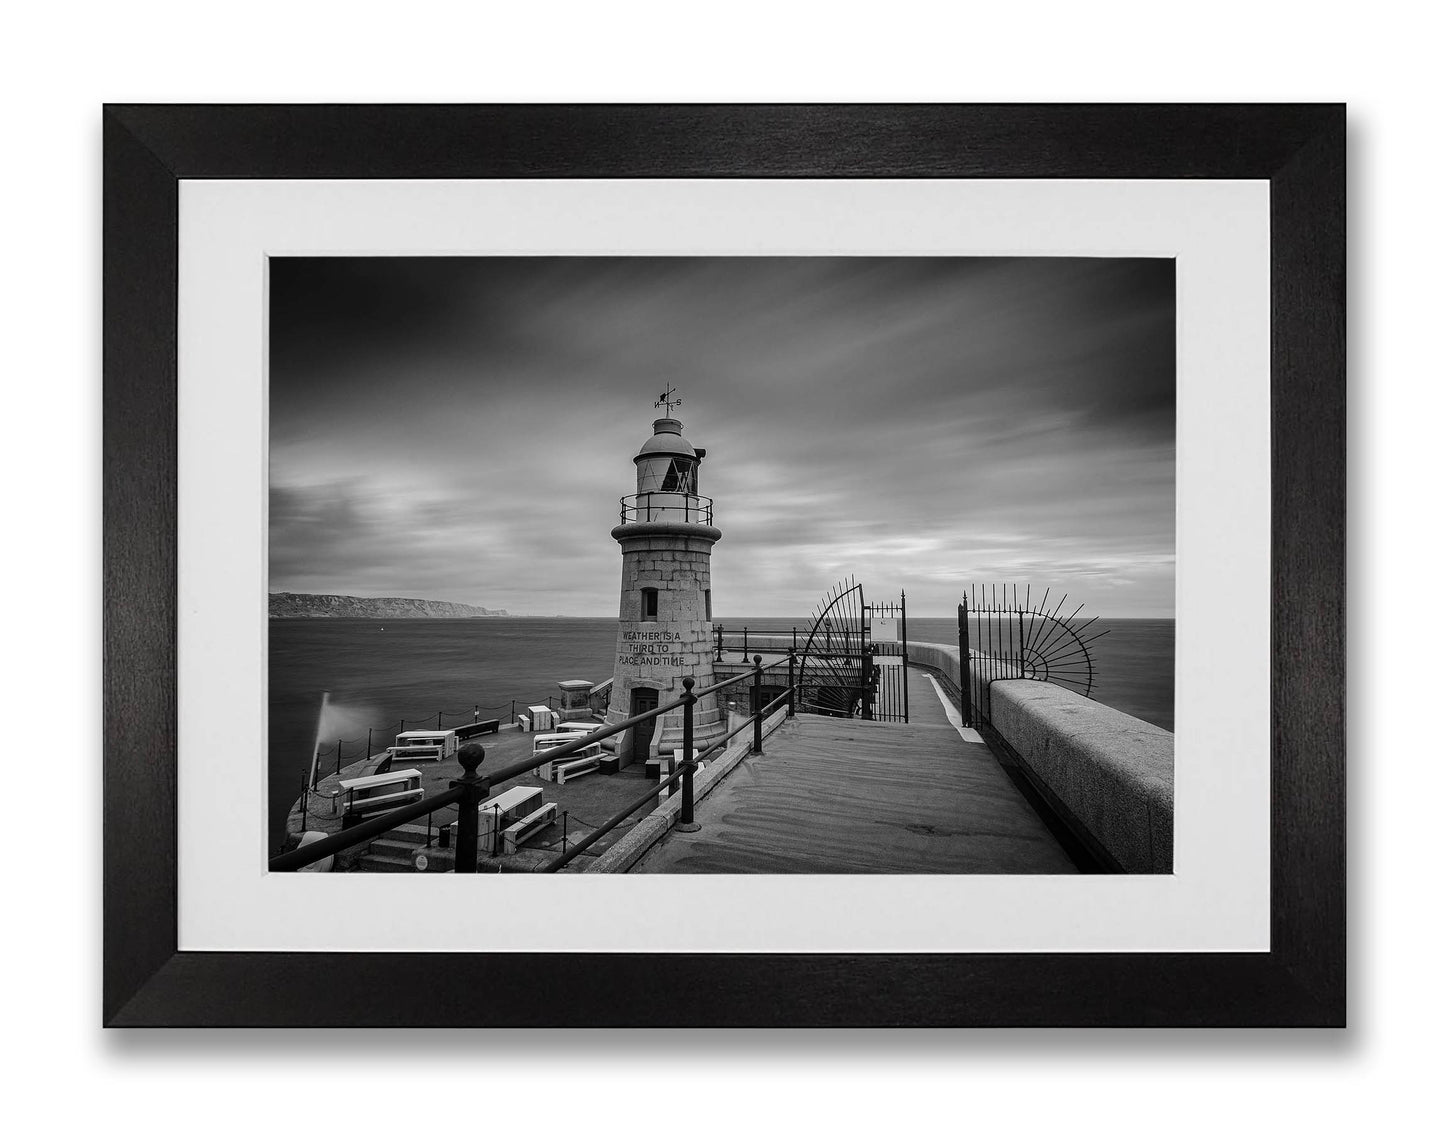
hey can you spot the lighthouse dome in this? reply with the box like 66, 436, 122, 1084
636, 417, 697, 460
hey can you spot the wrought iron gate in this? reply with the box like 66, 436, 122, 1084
958, 584, 1108, 725
793, 578, 909, 723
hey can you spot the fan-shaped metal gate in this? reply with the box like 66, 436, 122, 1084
959, 584, 1108, 725
793, 578, 909, 723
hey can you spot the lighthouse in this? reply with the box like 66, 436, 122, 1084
605, 388, 728, 767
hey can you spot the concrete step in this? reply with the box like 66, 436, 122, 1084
369, 838, 421, 859
391, 824, 437, 844
355, 854, 418, 873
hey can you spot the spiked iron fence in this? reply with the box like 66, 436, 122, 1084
959, 585, 1108, 726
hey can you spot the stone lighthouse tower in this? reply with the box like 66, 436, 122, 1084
605, 389, 727, 767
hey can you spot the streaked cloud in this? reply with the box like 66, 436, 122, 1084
270, 257, 1175, 617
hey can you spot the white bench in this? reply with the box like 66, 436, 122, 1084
532, 730, 603, 780
502, 802, 558, 854
554, 752, 607, 784
479, 785, 544, 837
446, 785, 545, 855
389, 730, 452, 761
337, 769, 423, 818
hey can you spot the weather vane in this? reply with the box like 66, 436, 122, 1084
655, 384, 682, 417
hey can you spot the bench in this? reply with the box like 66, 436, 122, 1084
453, 718, 500, 739
502, 802, 558, 854
532, 731, 603, 781
554, 752, 607, 784
443, 785, 545, 856
390, 743, 446, 762
479, 786, 544, 837
338, 769, 423, 824
389, 729, 455, 762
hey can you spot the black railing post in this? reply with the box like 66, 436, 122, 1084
299, 772, 308, 833
900, 589, 910, 724
677, 677, 700, 832
742, 626, 748, 661
861, 647, 874, 720
336, 739, 342, 777
787, 648, 796, 717
959, 598, 973, 727
452, 742, 489, 873
751, 655, 764, 755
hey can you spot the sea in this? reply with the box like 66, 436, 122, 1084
269, 615, 1174, 851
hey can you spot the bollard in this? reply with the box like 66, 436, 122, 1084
787, 648, 796, 717
676, 676, 700, 832
452, 742, 489, 873
751, 654, 764, 755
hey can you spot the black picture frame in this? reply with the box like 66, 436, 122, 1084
103, 104, 1344, 1027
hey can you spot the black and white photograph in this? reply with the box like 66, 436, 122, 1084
269, 255, 1176, 876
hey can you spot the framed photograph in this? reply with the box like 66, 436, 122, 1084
104, 104, 1343, 1026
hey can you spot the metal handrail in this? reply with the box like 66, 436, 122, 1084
545, 683, 795, 872
618, 492, 715, 525
270, 784, 466, 872
269, 656, 792, 873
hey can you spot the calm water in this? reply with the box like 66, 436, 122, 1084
269, 615, 1174, 849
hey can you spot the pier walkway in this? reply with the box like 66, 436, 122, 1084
635, 668, 1077, 874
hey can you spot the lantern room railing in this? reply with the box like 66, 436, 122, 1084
619, 492, 714, 525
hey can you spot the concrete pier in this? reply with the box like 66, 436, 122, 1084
635, 669, 1077, 874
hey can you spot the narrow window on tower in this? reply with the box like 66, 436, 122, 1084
642, 587, 658, 620
704, 589, 712, 620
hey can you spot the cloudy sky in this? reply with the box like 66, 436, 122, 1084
270, 256, 1174, 619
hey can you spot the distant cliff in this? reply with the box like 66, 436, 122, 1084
269, 592, 507, 619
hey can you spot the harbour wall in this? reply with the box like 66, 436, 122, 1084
904, 640, 1174, 874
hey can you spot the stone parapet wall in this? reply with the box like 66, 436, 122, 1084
904, 641, 964, 693
903, 639, 1173, 874
989, 679, 1173, 874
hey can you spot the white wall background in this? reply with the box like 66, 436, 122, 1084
1, 2, 1426, 1125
